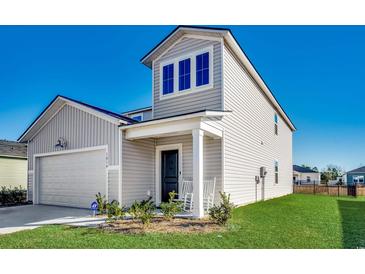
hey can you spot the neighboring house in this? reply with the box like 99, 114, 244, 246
18, 26, 295, 218
346, 166, 365, 185
122, 106, 152, 122
293, 165, 320, 185
0, 140, 27, 189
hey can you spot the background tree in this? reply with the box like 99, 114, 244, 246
320, 165, 345, 182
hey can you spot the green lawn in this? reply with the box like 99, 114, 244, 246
1, 194, 365, 248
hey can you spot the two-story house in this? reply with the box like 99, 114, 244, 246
18, 26, 295, 218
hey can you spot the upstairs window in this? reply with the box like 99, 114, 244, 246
196, 52, 209, 86
275, 160, 279, 184
162, 64, 174, 95
274, 113, 278, 135
179, 58, 191, 91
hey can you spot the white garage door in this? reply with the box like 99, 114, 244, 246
37, 149, 107, 208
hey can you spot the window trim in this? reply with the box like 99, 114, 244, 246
162, 63, 174, 95
274, 160, 279, 184
159, 46, 214, 100
274, 113, 279, 135
178, 58, 191, 91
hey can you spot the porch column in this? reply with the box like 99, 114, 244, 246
192, 128, 204, 218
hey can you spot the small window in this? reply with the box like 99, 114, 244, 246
179, 58, 191, 91
162, 64, 174, 95
274, 113, 278, 135
196, 52, 209, 86
353, 176, 359, 183
275, 160, 279, 184
306, 176, 311, 183
359, 176, 364, 183
132, 115, 142, 122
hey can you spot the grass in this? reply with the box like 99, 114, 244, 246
1, 194, 365, 248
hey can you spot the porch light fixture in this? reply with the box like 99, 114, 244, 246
55, 137, 67, 149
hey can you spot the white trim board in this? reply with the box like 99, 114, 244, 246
155, 143, 183, 205
159, 45, 214, 101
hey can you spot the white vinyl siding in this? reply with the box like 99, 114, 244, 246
121, 137, 155, 206
156, 134, 222, 204
222, 43, 293, 206
107, 169, 119, 202
153, 37, 223, 119
0, 157, 27, 189
27, 104, 120, 201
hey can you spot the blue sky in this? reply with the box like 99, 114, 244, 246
0, 25, 364, 171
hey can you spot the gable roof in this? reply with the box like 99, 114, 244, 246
293, 165, 319, 173
347, 166, 365, 173
141, 25, 296, 132
0, 140, 27, 158
122, 106, 152, 116
18, 95, 136, 142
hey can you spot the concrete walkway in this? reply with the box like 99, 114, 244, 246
0, 205, 106, 235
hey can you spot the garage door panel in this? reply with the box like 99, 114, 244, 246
38, 149, 106, 208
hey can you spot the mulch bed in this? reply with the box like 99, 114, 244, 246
99, 217, 224, 234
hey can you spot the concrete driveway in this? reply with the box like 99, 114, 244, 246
0, 205, 106, 235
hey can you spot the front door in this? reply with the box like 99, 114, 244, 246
161, 150, 179, 202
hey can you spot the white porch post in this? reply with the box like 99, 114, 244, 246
192, 128, 204, 218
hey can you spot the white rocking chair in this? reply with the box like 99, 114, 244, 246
177, 177, 216, 213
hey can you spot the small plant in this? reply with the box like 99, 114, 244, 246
95, 192, 106, 215
208, 192, 235, 226
105, 200, 125, 221
129, 196, 156, 226
160, 191, 182, 220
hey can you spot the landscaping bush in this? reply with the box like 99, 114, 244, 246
106, 200, 125, 221
160, 191, 182, 220
0, 186, 27, 206
95, 192, 107, 215
129, 196, 156, 226
208, 192, 235, 226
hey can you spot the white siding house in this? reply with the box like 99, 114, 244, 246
19, 26, 295, 218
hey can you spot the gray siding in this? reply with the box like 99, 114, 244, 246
153, 37, 223, 119
222, 43, 293, 205
108, 169, 119, 202
28, 104, 119, 170
121, 137, 155, 206
27, 172, 33, 201
27, 104, 120, 200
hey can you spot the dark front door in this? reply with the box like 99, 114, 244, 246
161, 150, 179, 202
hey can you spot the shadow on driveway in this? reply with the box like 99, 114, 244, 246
337, 199, 365, 248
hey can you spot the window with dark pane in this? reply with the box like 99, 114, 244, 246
275, 161, 279, 184
163, 64, 174, 95
179, 58, 191, 91
196, 52, 209, 86
274, 113, 278, 135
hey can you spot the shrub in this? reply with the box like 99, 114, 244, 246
0, 186, 27, 206
106, 200, 125, 221
160, 191, 182, 220
208, 192, 235, 226
95, 192, 106, 215
129, 196, 156, 226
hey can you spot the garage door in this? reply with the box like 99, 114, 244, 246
37, 149, 107, 208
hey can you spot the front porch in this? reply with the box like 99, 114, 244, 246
121, 110, 227, 218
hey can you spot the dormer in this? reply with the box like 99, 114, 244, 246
141, 26, 229, 119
